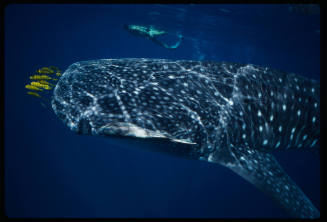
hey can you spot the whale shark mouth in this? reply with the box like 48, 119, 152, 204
97, 122, 196, 145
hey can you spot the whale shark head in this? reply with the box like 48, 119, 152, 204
52, 59, 205, 149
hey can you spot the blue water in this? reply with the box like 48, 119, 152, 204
4, 4, 320, 218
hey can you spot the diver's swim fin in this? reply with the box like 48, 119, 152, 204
153, 33, 183, 49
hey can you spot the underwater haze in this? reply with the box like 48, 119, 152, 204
4, 4, 320, 218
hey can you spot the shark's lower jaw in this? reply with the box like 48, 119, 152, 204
97, 122, 167, 138
97, 122, 197, 145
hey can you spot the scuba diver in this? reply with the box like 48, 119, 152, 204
124, 24, 183, 49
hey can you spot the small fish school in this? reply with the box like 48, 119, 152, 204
25, 66, 62, 98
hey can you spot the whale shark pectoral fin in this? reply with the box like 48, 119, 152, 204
212, 147, 320, 218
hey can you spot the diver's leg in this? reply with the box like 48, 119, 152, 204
151, 34, 183, 49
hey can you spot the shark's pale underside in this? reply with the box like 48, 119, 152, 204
51, 58, 320, 218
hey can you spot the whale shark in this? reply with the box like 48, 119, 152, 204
50, 58, 320, 218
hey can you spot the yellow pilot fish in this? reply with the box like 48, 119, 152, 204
27, 91, 41, 98
25, 66, 62, 103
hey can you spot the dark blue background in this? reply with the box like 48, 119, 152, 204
4, 4, 320, 218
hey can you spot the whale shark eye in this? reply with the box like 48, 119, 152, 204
78, 117, 92, 134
